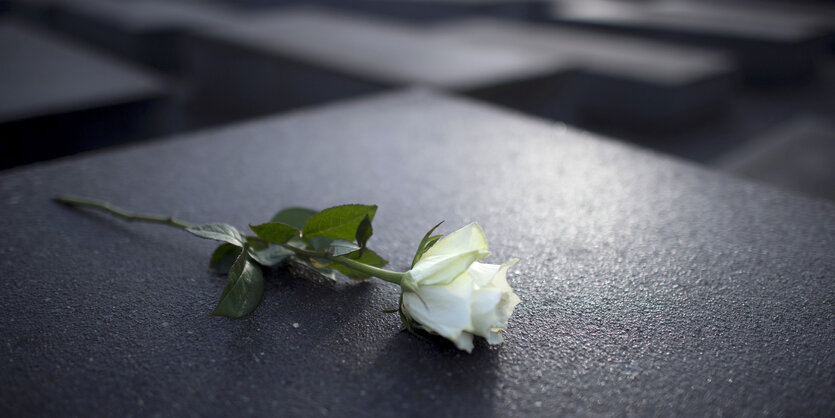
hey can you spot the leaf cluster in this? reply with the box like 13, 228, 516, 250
186, 204, 388, 318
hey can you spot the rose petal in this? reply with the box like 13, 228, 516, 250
401, 223, 520, 353
421, 222, 489, 261
467, 262, 501, 287
470, 259, 520, 343
402, 273, 474, 346
471, 287, 503, 338
486, 259, 519, 293
452, 332, 474, 353
409, 250, 483, 286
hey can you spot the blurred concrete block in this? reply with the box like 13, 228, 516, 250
0, 19, 167, 170
315, 0, 549, 22
714, 118, 835, 201
49, 0, 245, 72
5, 0, 59, 22
433, 17, 734, 128
552, 0, 831, 83
228, 0, 547, 22
184, 7, 571, 124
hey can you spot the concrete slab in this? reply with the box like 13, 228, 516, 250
313, 0, 549, 23
0, 19, 167, 169
714, 117, 835, 201
1, 89, 833, 416
225, 0, 548, 22
552, 0, 831, 82
5, 0, 60, 21
48, 0, 247, 72
184, 7, 569, 123
652, 0, 835, 33
432, 17, 734, 126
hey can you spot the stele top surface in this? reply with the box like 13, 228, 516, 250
0, 19, 163, 123
0, 90, 832, 416
194, 7, 564, 90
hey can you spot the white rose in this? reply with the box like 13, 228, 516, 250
400, 222, 520, 352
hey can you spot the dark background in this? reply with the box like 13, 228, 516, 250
2, 0, 834, 202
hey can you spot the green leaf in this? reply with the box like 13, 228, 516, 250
209, 243, 240, 275
355, 214, 373, 250
351, 247, 388, 267
250, 222, 299, 244
302, 204, 377, 241
210, 248, 264, 318
187, 223, 245, 246
307, 236, 334, 251
247, 237, 268, 251
249, 245, 293, 267
285, 236, 307, 249
411, 221, 444, 268
330, 248, 388, 280
271, 207, 318, 230
328, 239, 360, 256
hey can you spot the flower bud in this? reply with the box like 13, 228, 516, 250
400, 223, 520, 352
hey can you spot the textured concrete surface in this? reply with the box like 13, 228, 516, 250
0, 90, 833, 416
715, 117, 835, 202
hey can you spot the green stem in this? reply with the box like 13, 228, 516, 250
54, 195, 193, 229
327, 255, 405, 285
280, 244, 404, 285
56, 194, 405, 286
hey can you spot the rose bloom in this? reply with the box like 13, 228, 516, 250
400, 222, 520, 352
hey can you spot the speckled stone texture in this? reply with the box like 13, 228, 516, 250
1, 90, 833, 417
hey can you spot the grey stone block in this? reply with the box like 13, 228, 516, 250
1, 89, 833, 416
315, 0, 549, 23
714, 117, 835, 201
431, 17, 734, 127
0, 19, 167, 169
226, 0, 548, 22
5, 0, 59, 22
552, 0, 832, 82
184, 7, 571, 124
49, 0, 247, 72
